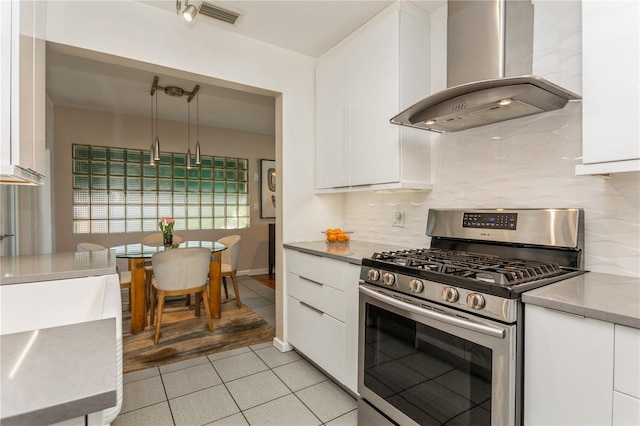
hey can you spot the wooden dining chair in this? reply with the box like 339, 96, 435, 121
141, 233, 187, 308
149, 247, 213, 344
76, 243, 132, 310
217, 235, 242, 308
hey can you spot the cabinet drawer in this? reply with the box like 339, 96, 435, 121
287, 272, 345, 322
615, 325, 640, 398
287, 295, 345, 382
613, 391, 640, 426
286, 250, 344, 291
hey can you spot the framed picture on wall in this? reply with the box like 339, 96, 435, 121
260, 159, 276, 219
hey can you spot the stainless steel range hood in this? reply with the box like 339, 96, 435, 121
391, 0, 581, 133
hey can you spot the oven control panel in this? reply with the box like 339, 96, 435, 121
463, 212, 517, 230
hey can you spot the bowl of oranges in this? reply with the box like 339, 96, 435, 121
322, 228, 352, 245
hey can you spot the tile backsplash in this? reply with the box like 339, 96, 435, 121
345, 102, 640, 278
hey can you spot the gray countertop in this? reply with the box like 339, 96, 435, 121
1, 318, 118, 425
522, 272, 640, 329
0, 250, 118, 285
283, 240, 411, 265
285, 240, 640, 329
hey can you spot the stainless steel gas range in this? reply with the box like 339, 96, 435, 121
357, 208, 585, 426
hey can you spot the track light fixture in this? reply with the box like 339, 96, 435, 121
183, 0, 198, 22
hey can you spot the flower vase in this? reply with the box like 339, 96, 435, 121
163, 233, 173, 248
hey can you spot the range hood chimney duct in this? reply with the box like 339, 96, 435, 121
391, 0, 580, 133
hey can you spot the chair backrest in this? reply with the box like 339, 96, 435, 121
142, 233, 186, 247
151, 247, 211, 291
77, 242, 107, 252
217, 235, 241, 270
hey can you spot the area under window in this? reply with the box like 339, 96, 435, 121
72, 144, 249, 234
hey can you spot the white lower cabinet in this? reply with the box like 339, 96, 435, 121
613, 325, 640, 425
285, 249, 360, 394
524, 304, 614, 425
287, 294, 345, 382
525, 305, 640, 425
613, 392, 640, 426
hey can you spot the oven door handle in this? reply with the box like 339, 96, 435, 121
360, 286, 506, 339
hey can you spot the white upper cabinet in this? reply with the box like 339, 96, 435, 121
315, 3, 434, 192
0, 0, 46, 185
576, 0, 640, 175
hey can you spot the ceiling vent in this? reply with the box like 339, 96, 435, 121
198, 2, 241, 25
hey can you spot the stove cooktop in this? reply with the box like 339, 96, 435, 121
362, 248, 584, 299
371, 248, 567, 285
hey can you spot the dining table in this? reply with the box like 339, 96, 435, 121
111, 240, 227, 334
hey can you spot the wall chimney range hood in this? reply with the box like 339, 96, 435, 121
391, 0, 581, 133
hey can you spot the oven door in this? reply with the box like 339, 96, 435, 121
358, 284, 517, 426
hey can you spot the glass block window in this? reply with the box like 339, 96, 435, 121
72, 144, 249, 234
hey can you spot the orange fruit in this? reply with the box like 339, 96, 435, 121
327, 234, 338, 242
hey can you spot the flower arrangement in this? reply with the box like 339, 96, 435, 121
159, 217, 175, 246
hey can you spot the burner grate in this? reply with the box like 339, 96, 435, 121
371, 249, 567, 286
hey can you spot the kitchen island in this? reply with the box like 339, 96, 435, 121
0, 250, 122, 425
1, 319, 117, 426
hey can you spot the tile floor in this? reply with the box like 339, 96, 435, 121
113, 276, 358, 426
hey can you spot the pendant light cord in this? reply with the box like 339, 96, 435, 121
196, 92, 199, 142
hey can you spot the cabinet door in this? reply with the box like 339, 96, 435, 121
316, 44, 350, 189
1, 0, 46, 178
614, 325, 640, 398
613, 391, 640, 426
343, 263, 361, 394
581, 1, 639, 167
348, 8, 400, 187
287, 295, 345, 382
524, 305, 614, 425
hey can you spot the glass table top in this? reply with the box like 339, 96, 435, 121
111, 241, 227, 258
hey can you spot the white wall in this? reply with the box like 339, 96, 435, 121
45, 0, 344, 343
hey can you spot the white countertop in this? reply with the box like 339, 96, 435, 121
283, 240, 410, 265
0, 251, 118, 285
522, 272, 640, 329
0, 318, 118, 425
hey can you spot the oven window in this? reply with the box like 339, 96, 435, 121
363, 304, 492, 425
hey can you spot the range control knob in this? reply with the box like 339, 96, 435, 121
442, 287, 459, 303
382, 272, 396, 286
409, 279, 424, 293
367, 269, 381, 281
467, 293, 486, 310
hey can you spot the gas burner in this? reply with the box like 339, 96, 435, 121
370, 249, 567, 287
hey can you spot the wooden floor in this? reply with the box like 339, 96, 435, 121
249, 273, 275, 289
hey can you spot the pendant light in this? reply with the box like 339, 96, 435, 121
186, 99, 192, 169
149, 93, 155, 165
153, 90, 161, 161
195, 90, 201, 165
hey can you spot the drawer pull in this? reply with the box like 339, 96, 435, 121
543, 306, 585, 319
299, 301, 324, 315
300, 276, 324, 286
